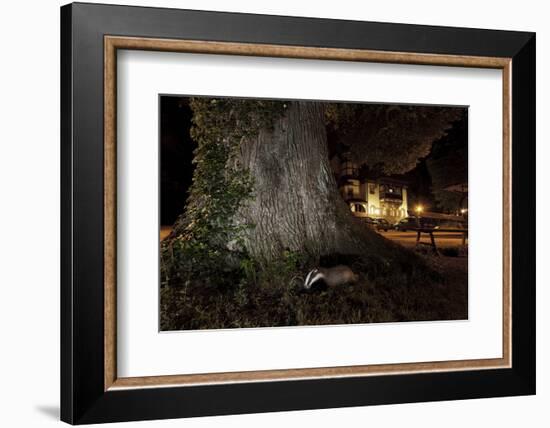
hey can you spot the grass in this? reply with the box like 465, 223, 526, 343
160, 250, 468, 331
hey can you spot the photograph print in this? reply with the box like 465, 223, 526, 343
160, 96, 468, 331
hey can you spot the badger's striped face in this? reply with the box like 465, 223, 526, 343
304, 269, 324, 289
304, 269, 317, 289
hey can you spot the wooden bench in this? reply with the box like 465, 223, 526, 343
414, 228, 468, 254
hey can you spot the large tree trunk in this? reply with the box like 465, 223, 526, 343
237, 101, 386, 262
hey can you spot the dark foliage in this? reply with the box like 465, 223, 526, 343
325, 103, 464, 174
161, 252, 467, 330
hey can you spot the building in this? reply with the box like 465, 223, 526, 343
335, 153, 409, 223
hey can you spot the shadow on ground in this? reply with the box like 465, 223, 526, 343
35, 405, 59, 420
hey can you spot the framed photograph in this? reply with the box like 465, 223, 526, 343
61, 2, 535, 424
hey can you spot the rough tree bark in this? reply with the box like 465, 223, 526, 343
236, 101, 391, 262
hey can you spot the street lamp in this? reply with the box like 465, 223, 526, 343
415, 205, 423, 227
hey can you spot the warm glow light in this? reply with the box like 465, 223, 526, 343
415, 205, 423, 214
460, 208, 468, 214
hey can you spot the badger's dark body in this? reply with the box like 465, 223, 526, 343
304, 265, 359, 289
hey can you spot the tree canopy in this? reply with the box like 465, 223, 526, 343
425, 112, 468, 212
325, 103, 464, 174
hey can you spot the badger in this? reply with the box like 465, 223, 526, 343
304, 265, 359, 290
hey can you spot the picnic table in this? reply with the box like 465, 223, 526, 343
414, 227, 468, 254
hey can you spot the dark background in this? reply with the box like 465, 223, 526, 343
160, 96, 195, 225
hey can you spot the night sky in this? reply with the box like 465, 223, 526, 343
160, 96, 467, 226
160, 96, 195, 225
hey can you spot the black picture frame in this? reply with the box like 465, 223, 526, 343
61, 2, 535, 424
